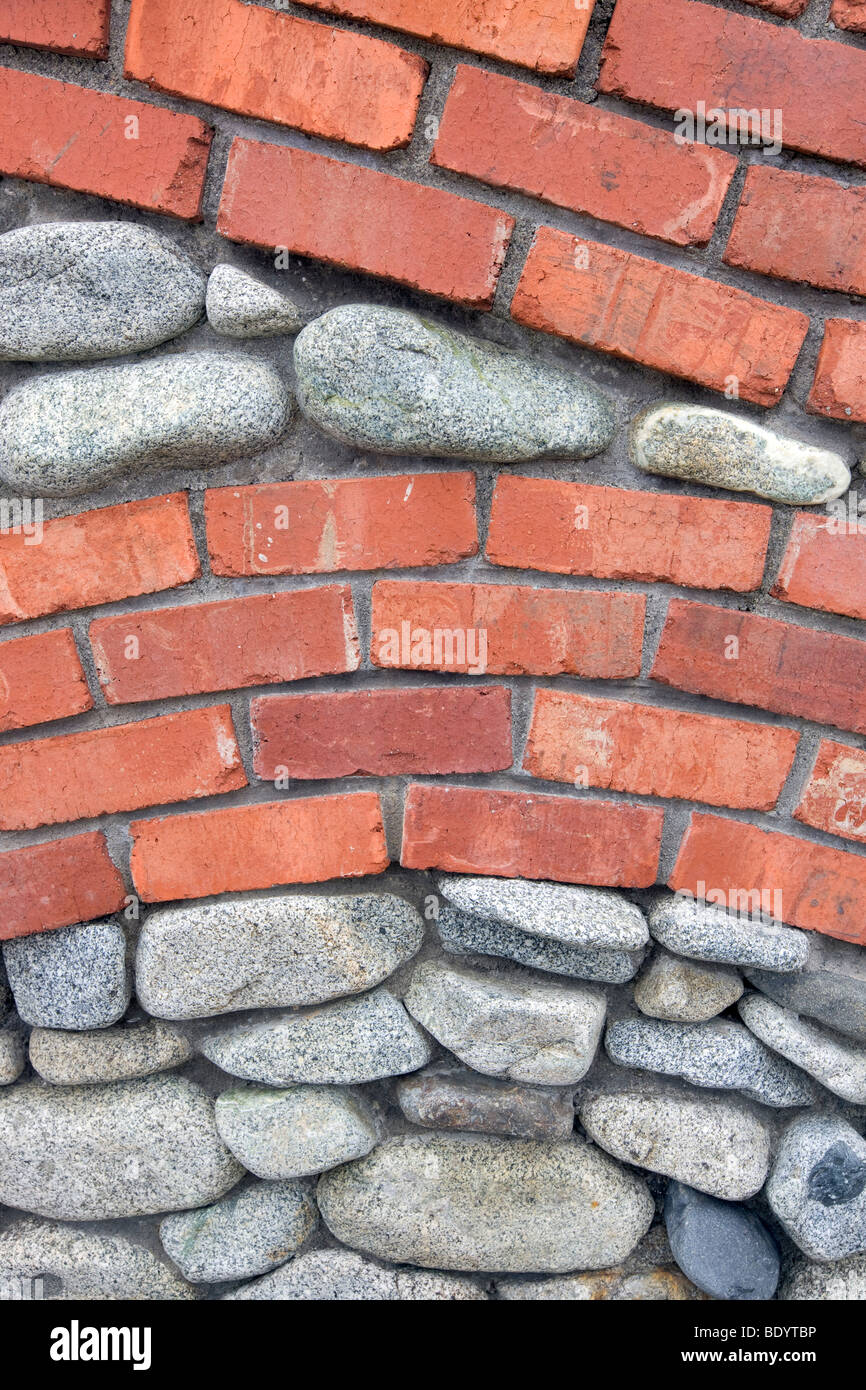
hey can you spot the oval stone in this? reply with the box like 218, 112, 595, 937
29, 1019, 193, 1086
215, 1085, 378, 1179
159, 1179, 317, 1283
0, 1216, 196, 1301
225, 1248, 488, 1300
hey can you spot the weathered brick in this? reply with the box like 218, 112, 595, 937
0, 0, 110, 56
0, 706, 246, 833
252, 686, 513, 780
218, 139, 513, 310
725, 167, 866, 295
0, 833, 125, 942
795, 740, 866, 844
652, 599, 866, 735
831, 0, 866, 32
0, 494, 199, 627
670, 812, 866, 946
486, 476, 770, 592
130, 793, 389, 902
125, 0, 426, 152
0, 630, 92, 733
510, 227, 807, 406
205, 474, 478, 577
295, 0, 594, 74
370, 580, 644, 678
598, 0, 866, 168
401, 783, 663, 886
90, 588, 360, 704
772, 513, 866, 622
0, 68, 211, 219
524, 688, 798, 811
432, 65, 735, 248
807, 319, 866, 423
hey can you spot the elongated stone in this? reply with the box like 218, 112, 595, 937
396, 1065, 575, 1140
745, 934, 866, 1042
766, 1114, 866, 1261
647, 893, 810, 972
634, 948, 743, 1022
3, 920, 130, 1030
0, 1216, 196, 1301
435, 875, 648, 950
739, 993, 866, 1104
29, 1019, 193, 1086
631, 403, 850, 504
159, 1180, 317, 1283
225, 1248, 487, 1300
404, 958, 605, 1085
135, 894, 424, 1021
206, 265, 304, 337
437, 904, 643, 984
496, 1267, 703, 1300
0, 352, 291, 495
0, 222, 205, 361
215, 1084, 378, 1179
294, 304, 615, 461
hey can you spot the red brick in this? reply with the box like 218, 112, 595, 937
670, 812, 866, 946
401, 783, 663, 886
598, 0, 866, 168
252, 686, 513, 780
524, 688, 798, 811
205, 473, 478, 578
130, 793, 389, 902
725, 167, 866, 295
487, 476, 770, 592
0, 68, 211, 220
807, 319, 866, 424
125, 0, 426, 153
796, 740, 866, 845
651, 598, 866, 735
295, 0, 594, 75
370, 580, 644, 679
831, 0, 866, 32
0, 832, 125, 942
90, 588, 360, 704
0, 630, 92, 733
0, 494, 199, 627
218, 139, 513, 310
0, 0, 110, 56
432, 66, 735, 248
772, 513, 866, 622
511, 226, 806, 407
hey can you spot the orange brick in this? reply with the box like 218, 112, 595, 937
670, 812, 866, 946
218, 139, 513, 310
130, 793, 389, 902
0, 0, 109, 56
0, 630, 92, 733
370, 580, 644, 679
807, 319, 866, 423
486, 476, 771, 592
0, 494, 200, 627
524, 689, 798, 811
511, 226, 807, 407
772, 512, 866, 622
125, 0, 426, 152
205, 474, 478, 577
432, 66, 735, 248
0, 68, 211, 220
796, 740, 866, 844
401, 783, 663, 886
831, 0, 866, 32
0, 832, 125, 941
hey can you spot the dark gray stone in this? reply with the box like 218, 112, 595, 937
664, 1181, 779, 1300
745, 934, 866, 1042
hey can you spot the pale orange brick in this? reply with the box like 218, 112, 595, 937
772, 513, 866, 622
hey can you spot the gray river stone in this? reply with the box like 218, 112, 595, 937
206, 264, 304, 337
766, 1114, 866, 1261
634, 948, 743, 1022
225, 1248, 488, 1300
159, 1179, 317, 1283
404, 958, 606, 1085
294, 304, 615, 462
781, 1252, 866, 1300
647, 894, 810, 972
3, 920, 130, 1030
0, 221, 205, 361
0, 351, 291, 495
215, 1085, 378, 1179
435, 875, 648, 950
396, 1065, 575, 1140
630, 403, 850, 504
317, 1132, 653, 1273
438, 903, 643, 984
135, 894, 424, 1021
198, 986, 431, 1085
739, 992, 866, 1104
29, 1019, 193, 1086
0, 1216, 196, 1301
745, 933, 866, 1042
664, 1182, 779, 1301
0, 1022, 24, 1085
0, 1076, 243, 1220
605, 1017, 816, 1107
580, 1082, 771, 1200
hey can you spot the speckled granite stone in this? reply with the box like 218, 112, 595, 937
435, 875, 648, 950
766, 1114, 866, 1261
781, 1253, 866, 1299
647, 894, 810, 972
3, 921, 130, 1030
215, 1084, 378, 1179
739, 993, 866, 1103
159, 1179, 317, 1283
437, 903, 644, 984
206, 264, 304, 337
0, 1216, 196, 1301
0, 1021, 25, 1086
225, 1248, 488, 1300
29, 1019, 193, 1086
634, 948, 743, 1022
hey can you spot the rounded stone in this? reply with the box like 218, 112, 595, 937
317, 1132, 654, 1273
738, 993, 866, 1104
630, 402, 850, 504
3, 920, 130, 1030
781, 1252, 866, 1300
647, 894, 810, 972
0, 222, 205, 361
294, 304, 615, 462
435, 875, 648, 950
745, 933, 866, 1042
766, 1115, 866, 1261
29, 1019, 193, 1086
0, 1216, 196, 1301
664, 1181, 780, 1300
396, 1065, 575, 1140
215, 1084, 378, 1180
206, 264, 304, 337
225, 1248, 488, 1300
159, 1179, 317, 1283
634, 948, 743, 1022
